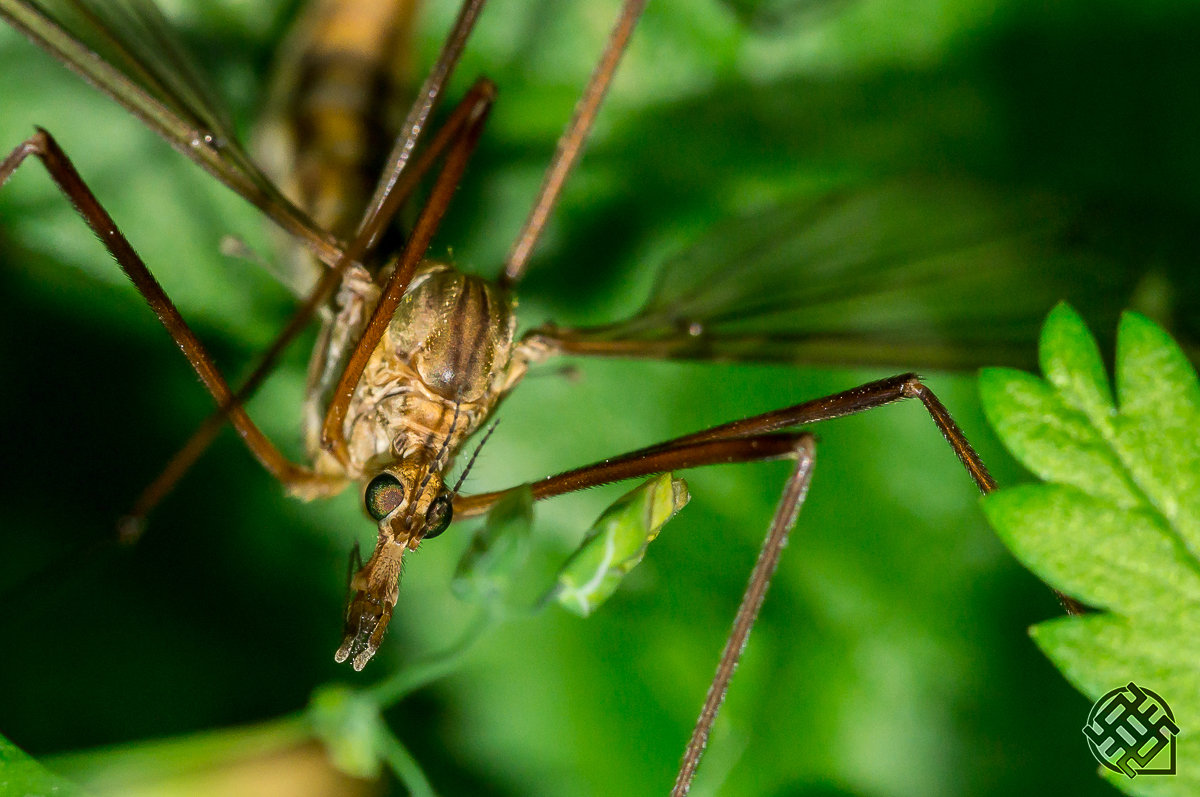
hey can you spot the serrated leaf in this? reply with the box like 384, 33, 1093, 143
1039, 303, 1115, 424
980, 303, 1200, 794
553, 474, 690, 617
1032, 615, 1200, 714
1033, 615, 1200, 796
979, 366, 1141, 507
983, 484, 1200, 619
1110, 313, 1200, 554
0, 733, 81, 795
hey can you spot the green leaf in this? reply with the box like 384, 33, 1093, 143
980, 303, 1200, 794
1038, 302, 1115, 424
978, 367, 1141, 508
983, 484, 1200, 619
553, 474, 690, 617
0, 733, 81, 795
1110, 313, 1200, 554
44, 717, 311, 795
1033, 615, 1200, 796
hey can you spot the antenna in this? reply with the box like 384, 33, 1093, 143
454, 420, 500, 495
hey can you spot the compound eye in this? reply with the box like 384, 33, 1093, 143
364, 474, 404, 521
423, 493, 454, 539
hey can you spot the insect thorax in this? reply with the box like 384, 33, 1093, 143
304, 260, 521, 485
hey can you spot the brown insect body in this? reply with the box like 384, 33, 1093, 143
301, 261, 516, 481
258, 0, 417, 238
256, 0, 540, 668
257, 0, 543, 677
321, 261, 542, 669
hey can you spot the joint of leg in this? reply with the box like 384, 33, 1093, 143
791, 433, 817, 461
472, 77, 498, 105
900, 374, 926, 399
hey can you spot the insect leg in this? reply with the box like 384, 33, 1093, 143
673, 436, 816, 797
0, 2, 344, 267
453, 428, 817, 794
319, 80, 497, 464
127, 78, 500, 525
455, 372, 1079, 788
633, 372, 995, 491
362, 0, 490, 235
500, 0, 648, 287
455, 434, 808, 517
455, 372, 991, 517
0, 129, 339, 500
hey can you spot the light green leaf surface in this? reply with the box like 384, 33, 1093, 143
554, 474, 690, 617
308, 685, 433, 796
0, 733, 81, 796
42, 717, 316, 797
307, 686, 385, 780
981, 303, 1200, 795
1034, 615, 1200, 796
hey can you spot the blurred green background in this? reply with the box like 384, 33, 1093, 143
0, 0, 1197, 795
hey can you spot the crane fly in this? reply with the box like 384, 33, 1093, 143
0, 0, 1110, 792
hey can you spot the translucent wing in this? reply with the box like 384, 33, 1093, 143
543, 182, 1185, 371
0, 0, 344, 266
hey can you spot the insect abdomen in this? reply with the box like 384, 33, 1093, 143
259, 0, 419, 240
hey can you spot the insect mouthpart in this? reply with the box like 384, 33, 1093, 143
337, 466, 455, 670
335, 581, 396, 671
336, 544, 405, 671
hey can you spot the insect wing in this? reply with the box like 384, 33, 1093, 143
547, 182, 1161, 371
15, 1, 235, 139
0, 0, 342, 266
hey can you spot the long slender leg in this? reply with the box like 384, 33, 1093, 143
454, 372, 992, 518
621, 373, 1094, 619
319, 80, 496, 464
452, 374, 1077, 790
453, 427, 820, 794
453, 425, 819, 791
673, 436, 816, 797
362, 0, 489, 239
500, 0, 648, 286
0, 130, 336, 496
126, 78, 499, 524
0, 0, 343, 269
634, 373, 994, 491
454, 434, 806, 517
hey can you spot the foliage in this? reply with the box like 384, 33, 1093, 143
553, 474, 690, 617
0, 733, 80, 796
981, 304, 1200, 795
452, 485, 537, 610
